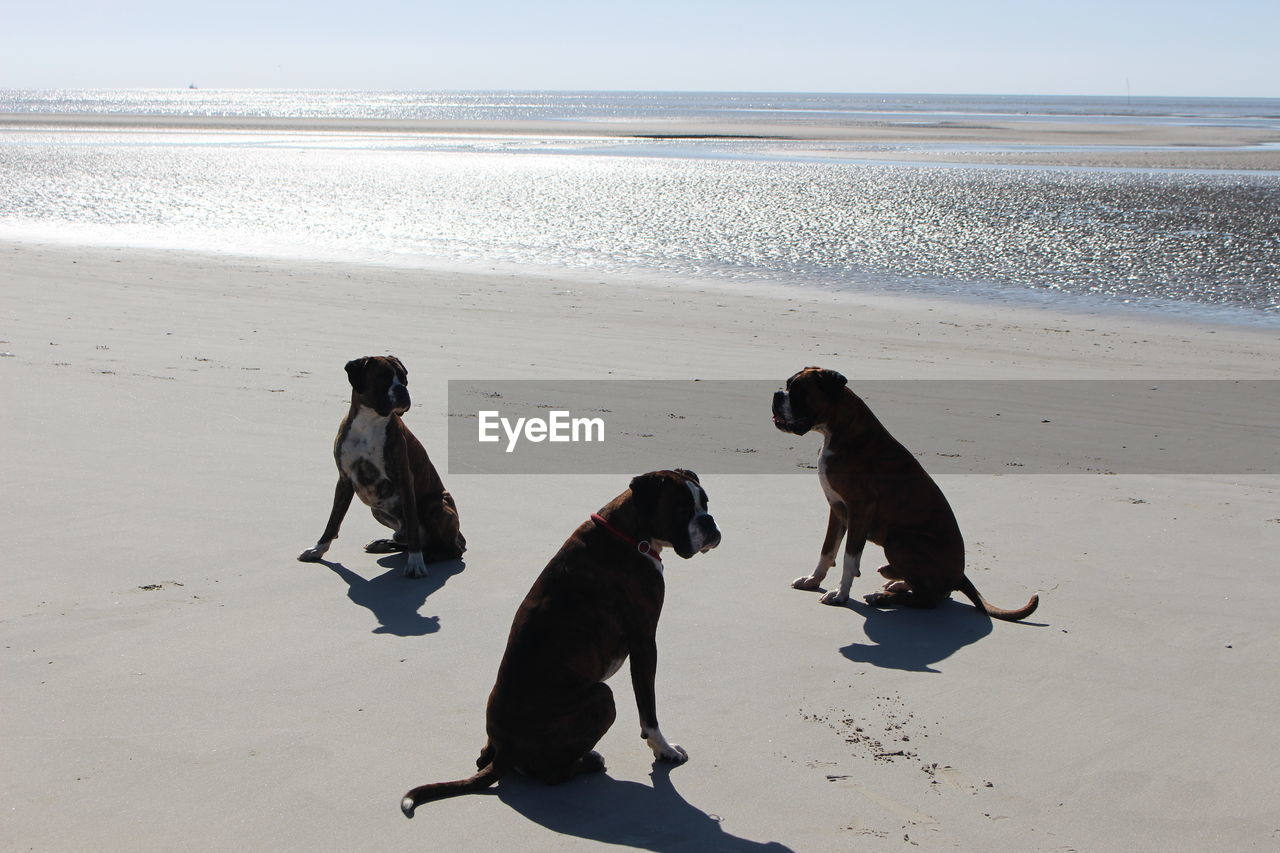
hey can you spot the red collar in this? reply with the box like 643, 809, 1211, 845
590, 513, 662, 561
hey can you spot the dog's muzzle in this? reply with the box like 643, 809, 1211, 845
771, 390, 811, 435
691, 514, 721, 555
390, 386, 411, 415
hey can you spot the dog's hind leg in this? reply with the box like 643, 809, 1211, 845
521, 683, 617, 785
421, 492, 466, 560
794, 503, 847, 591
875, 564, 912, 593
864, 536, 951, 609
364, 538, 406, 553
864, 586, 944, 609
476, 739, 495, 770
366, 507, 408, 553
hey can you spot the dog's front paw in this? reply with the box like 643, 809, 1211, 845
644, 727, 689, 764
864, 591, 893, 607
404, 553, 429, 578
819, 590, 849, 606
297, 546, 327, 562
792, 575, 822, 591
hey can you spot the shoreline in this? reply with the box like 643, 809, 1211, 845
4, 111, 1280, 170
4, 236, 1277, 379
2, 229, 1275, 331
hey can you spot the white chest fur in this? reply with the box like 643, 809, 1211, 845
816, 429, 841, 506
339, 408, 394, 506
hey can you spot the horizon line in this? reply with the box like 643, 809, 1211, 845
2, 86, 1277, 101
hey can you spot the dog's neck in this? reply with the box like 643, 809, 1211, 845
591, 507, 664, 564
347, 400, 399, 426
819, 391, 879, 445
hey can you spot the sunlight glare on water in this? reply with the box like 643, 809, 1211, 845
0, 125, 1276, 319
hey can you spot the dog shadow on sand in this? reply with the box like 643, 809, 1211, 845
837, 598, 998, 673
492, 763, 793, 852
317, 557, 465, 636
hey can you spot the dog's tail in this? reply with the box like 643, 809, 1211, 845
400, 762, 502, 817
956, 577, 1039, 622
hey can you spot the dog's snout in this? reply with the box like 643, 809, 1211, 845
697, 514, 721, 551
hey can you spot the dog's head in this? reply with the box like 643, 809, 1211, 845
772, 366, 848, 435
628, 469, 721, 560
345, 355, 410, 417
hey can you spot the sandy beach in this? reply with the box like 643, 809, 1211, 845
3, 235, 1278, 852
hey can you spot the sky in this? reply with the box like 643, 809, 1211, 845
1, 0, 1276, 97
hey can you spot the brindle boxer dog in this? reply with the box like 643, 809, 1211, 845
400, 469, 720, 817
773, 367, 1038, 620
298, 355, 464, 578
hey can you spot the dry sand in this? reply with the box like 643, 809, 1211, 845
2, 239, 1278, 852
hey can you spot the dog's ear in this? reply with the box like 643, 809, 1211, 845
673, 468, 699, 484
628, 471, 666, 507
344, 357, 371, 393
813, 368, 848, 396
386, 355, 408, 383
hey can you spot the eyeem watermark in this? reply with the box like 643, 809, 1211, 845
478, 410, 605, 453
448, 380, 1279, 476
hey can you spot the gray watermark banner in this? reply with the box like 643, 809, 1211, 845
447, 380, 1279, 475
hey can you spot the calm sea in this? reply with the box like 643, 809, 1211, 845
2, 90, 1278, 324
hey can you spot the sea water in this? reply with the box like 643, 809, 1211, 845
1, 90, 1277, 323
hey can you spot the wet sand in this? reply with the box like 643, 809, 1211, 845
4, 112, 1279, 170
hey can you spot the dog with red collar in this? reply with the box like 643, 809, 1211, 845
298, 355, 464, 577
401, 469, 720, 816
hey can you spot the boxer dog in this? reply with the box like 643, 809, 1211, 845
772, 367, 1038, 621
297, 355, 464, 578
400, 469, 720, 817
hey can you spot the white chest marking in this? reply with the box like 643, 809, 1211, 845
817, 430, 841, 506
339, 408, 393, 506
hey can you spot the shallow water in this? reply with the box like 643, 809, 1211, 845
2, 91, 1278, 324
4, 89, 1278, 124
